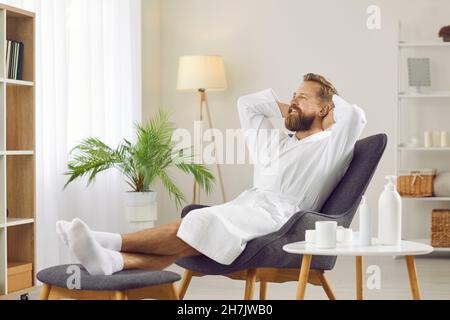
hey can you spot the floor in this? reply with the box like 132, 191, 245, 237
17, 254, 450, 300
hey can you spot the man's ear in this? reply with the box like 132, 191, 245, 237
319, 103, 332, 118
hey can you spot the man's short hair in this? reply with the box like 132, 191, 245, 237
303, 73, 338, 107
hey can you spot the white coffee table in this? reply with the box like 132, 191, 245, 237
283, 239, 433, 300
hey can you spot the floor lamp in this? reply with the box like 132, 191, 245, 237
177, 55, 228, 204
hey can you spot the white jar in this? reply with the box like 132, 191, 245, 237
337, 227, 353, 243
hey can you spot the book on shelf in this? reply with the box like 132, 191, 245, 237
5, 39, 24, 80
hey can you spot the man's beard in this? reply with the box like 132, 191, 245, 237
285, 111, 315, 132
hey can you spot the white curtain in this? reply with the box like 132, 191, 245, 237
1, 0, 142, 271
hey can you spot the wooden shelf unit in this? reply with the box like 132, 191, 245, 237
0, 4, 35, 299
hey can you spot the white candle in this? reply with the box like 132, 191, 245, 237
424, 131, 432, 148
441, 131, 449, 148
433, 131, 441, 147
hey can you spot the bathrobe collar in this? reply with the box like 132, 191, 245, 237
293, 130, 331, 144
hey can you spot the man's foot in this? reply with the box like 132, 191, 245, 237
67, 218, 124, 276
56, 220, 71, 247
56, 219, 122, 251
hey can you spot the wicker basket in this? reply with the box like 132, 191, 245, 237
431, 209, 450, 248
397, 169, 436, 197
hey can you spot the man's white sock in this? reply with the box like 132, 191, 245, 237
56, 220, 122, 252
67, 218, 124, 276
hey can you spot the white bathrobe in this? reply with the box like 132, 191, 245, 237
177, 88, 367, 265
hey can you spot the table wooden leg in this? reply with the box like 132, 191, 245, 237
356, 256, 364, 300
405, 256, 421, 300
317, 272, 336, 300
296, 254, 312, 300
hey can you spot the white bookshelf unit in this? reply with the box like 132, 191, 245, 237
397, 26, 450, 254
399, 41, 450, 48
0, 4, 36, 299
399, 92, 450, 99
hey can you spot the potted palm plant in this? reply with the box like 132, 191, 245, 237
64, 110, 215, 228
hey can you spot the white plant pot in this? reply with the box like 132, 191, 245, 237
125, 191, 158, 231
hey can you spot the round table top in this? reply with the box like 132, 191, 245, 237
283, 239, 434, 257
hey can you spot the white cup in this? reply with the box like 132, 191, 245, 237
305, 230, 316, 244
315, 221, 337, 249
337, 227, 353, 243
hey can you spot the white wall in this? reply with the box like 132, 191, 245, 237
142, 0, 450, 240
142, 0, 161, 122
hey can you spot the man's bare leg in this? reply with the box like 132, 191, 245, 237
121, 219, 201, 257
122, 248, 199, 271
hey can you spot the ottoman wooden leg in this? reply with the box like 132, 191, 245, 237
178, 270, 194, 299
115, 291, 128, 300
296, 254, 312, 300
167, 283, 180, 300
405, 256, 421, 300
39, 283, 52, 300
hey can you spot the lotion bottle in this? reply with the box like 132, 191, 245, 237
378, 176, 402, 245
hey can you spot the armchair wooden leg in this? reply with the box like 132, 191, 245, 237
167, 283, 181, 300
244, 269, 257, 300
178, 270, 194, 300
296, 254, 312, 300
317, 272, 336, 300
259, 281, 267, 300
39, 283, 52, 300
405, 256, 421, 300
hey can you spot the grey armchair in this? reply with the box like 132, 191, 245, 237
176, 134, 387, 300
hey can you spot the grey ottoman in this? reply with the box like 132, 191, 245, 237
37, 264, 181, 300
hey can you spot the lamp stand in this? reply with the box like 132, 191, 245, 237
193, 89, 227, 204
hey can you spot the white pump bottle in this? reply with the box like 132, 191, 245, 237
378, 175, 402, 245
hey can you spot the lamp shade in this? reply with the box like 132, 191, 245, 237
177, 55, 227, 92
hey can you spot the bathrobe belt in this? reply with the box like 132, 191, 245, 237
245, 187, 302, 208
